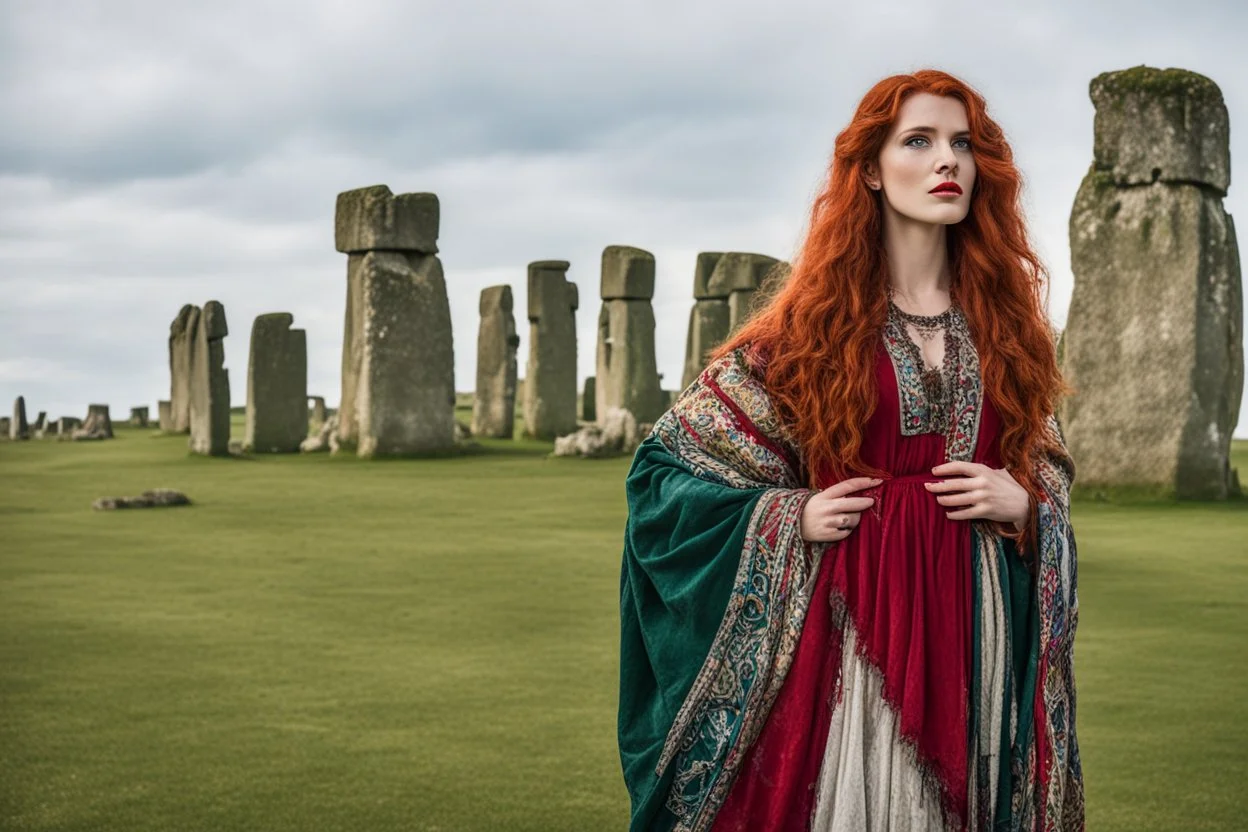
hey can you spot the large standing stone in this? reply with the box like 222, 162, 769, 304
1064, 66, 1242, 499
335, 186, 455, 457
158, 400, 172, 431
244, 313, 308, 453
72, 405, 114, 441
188, 301, 232, 456
129, 407, 149, 428
168, 304, 200, 434
472, 285, 520, 438
10, 396, 29, 440
0, 417, 9, 438
523, 260, 579, 439
596, 246, 664, 424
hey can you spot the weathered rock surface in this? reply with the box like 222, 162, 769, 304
157, 400, 172, 431
552, 408, 646, 458
300, 413, 339, 453
93, 489, 192, 511
1063, 66, 1242, 499
168, 304, 200, 434
581, 376, 597, 422
681, 252, 780, 388
10, 396, 29, 440
335, 185, 439, 255
596, 246, 664, 425
523, 260, 579, 439
335, 186, 455, 457
472, 285, 520, 438
188, 301, 231, 456
244, 312, 308, 453
72, 405, 114, 441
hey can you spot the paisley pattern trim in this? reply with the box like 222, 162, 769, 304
649, 351, 820, 831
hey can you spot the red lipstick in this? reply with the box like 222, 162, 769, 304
929, 182, 962, 195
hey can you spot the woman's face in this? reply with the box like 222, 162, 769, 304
864, 92, 976, 226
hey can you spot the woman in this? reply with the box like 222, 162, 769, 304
618, 70, 1083, 832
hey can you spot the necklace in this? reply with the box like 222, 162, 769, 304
887, 299, 957, 342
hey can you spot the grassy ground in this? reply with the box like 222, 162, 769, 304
1, 428, 1245, 831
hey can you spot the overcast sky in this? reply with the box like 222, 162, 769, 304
2, 0, 1244, 438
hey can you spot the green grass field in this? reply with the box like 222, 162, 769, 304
1, 426, 1245, 831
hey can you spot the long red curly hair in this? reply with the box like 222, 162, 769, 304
714, 69, 1071, 498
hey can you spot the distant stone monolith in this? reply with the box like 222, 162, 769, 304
335, 185, 455, 456
10, 396, 29, 440
188, 301, 231, 456
680, 252, 781, 388
158, 400, 172, 431
72, 405, 114, 441
244, 313, 308, 453
472, 285, 520, 438
595, 246, 664, 425
168, 304, 200, 434
129, 407, 149, 428
523, 261, 578, 439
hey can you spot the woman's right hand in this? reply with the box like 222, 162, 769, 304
800, 476, 882, 542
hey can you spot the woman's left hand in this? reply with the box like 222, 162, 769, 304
925, 461, 1030, 530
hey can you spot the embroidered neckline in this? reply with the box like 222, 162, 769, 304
881, 301, 983, 461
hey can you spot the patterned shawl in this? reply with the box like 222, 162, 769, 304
617, 348, 1084, 831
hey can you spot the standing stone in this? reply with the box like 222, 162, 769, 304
168, 305, 200, 434
129, 407, 149, 427
56, 416, 82, 435
472, 285, 520, 438
335, 185, 454, 457
10, 396, 29, 440
681, 252, 784, 388
188, 301, 232, 456
158, 400, 172, 431
308, 396, 327, 434
681, 253, 729, 388
0, 417, 9, 438
32, 411, 47, 433
582, 376, 597, 422
523, 260, 579, 439
595, 246, 664, 425
1064, 66, 1242, 499
72, 405, 114, 440
244, 312, 308, 454
709, 252, 780, 335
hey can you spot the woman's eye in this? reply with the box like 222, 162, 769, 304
954, 139, 972, 150
905, 136, 929, 147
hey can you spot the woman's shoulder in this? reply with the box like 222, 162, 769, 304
653, 343, 800, 487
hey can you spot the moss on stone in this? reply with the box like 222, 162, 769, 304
1092, 65, 1223, 107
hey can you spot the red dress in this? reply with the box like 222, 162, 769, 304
711, 340, 1005, 831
